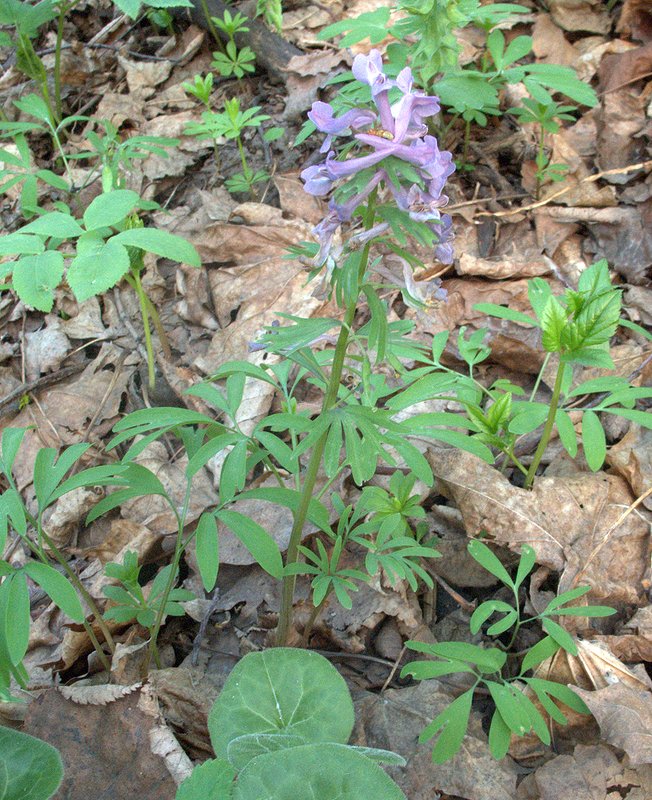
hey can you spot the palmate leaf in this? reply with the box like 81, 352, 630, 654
418, 688, 474, 763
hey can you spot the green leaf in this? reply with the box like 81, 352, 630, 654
520, 636, 560, 675
488, 709, 512, 760
470, 600, 515, 635
209, 649, 355, 758
487, 681, 531, 736
176, 758, 234, 800
67, 237, 130, 302
524, 63, 597, 106
401, 659, 475, 681
23, 562, 85, 622
467, 540, 513, 587
195, 513, 219, 593
514, 544, 537, 588
541, 296, 567, 352
555, 409, 578, 458
581, 410, 606, 471
319, 7, 391, 45
0, 573, 30, 665
12, 251, 64, 312
418, 689, 474, 763
0, 728, 63, 800
83, 189, 140, 230
111, 0, 141, 17
21, 211, 83, 238
111, 228, 200, 266
233, 743, 406, 799
226, 733, 305, 772
407, 640, 507, 671
216, 509, 283, 578
541, 617, 577, 654
508, 403, 549, 435
0, 233, 45, 256
601, 408, 652, 430
1, 427, 27, 474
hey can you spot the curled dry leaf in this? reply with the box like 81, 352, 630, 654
427, 449, 650, 607
573, 683, 652, 765
58, 682, 142, 705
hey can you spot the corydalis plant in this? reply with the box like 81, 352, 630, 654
301, 49, 456, 277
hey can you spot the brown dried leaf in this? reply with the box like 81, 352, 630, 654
548, 0, 611, 33
573, 683, 652, 765
58, 682, 142, 705
426, 449, 650, 606
23, 688, 179, 799
618, 0, 652, 42
457, 253, 552, 279
607, 424, 652, 509
519, 744, 646, 800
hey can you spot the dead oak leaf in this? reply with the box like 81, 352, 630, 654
573, 683, 652, 766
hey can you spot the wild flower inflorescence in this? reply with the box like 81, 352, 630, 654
301, 50, 455, 275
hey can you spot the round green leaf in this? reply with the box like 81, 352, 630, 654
0, 727, 63, 800
12, 251, 64, 312
208, 649, 354, 760
233, 743, 406, 800
67, 238, 130, 302
83, 190, 140, 231
175, 758, 234, 800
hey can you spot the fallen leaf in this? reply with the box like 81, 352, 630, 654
58, 682, 142, 705
548, 0, 611, 33
23, 687, 179, 799
426, 449, 650, 606
573, 683, 652, 765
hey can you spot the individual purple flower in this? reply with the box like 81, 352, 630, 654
432, 214, 455, 265
308, 102, 376, 153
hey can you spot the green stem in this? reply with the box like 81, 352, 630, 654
462, 118, 471, 168
529, 352, 551, 403
300, 594, 328, 648
275, 195, 377, 646
35, 521, 115, 653
127, 269, 156, 391
147, 487, 191, 670
83, 620, 111, 672
199, 0, 224, 50
535, 125, 545, 201
524, 359, 565, 489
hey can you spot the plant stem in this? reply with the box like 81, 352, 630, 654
300, 595, 328, 648
275, 196, 377, 646
147, 487, 191, 670
35, 521, 116, 653
535, 125, 545, 201
524, 360, 565, 489
83, 620, 112, 672
199, 0, 225, 51
127, 269, 157, 391
462, 118, 471, 168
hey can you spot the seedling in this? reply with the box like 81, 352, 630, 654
176, 648, 407, 799
402, 541, 615, 762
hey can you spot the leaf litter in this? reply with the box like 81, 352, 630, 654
0, 1, 651, 798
